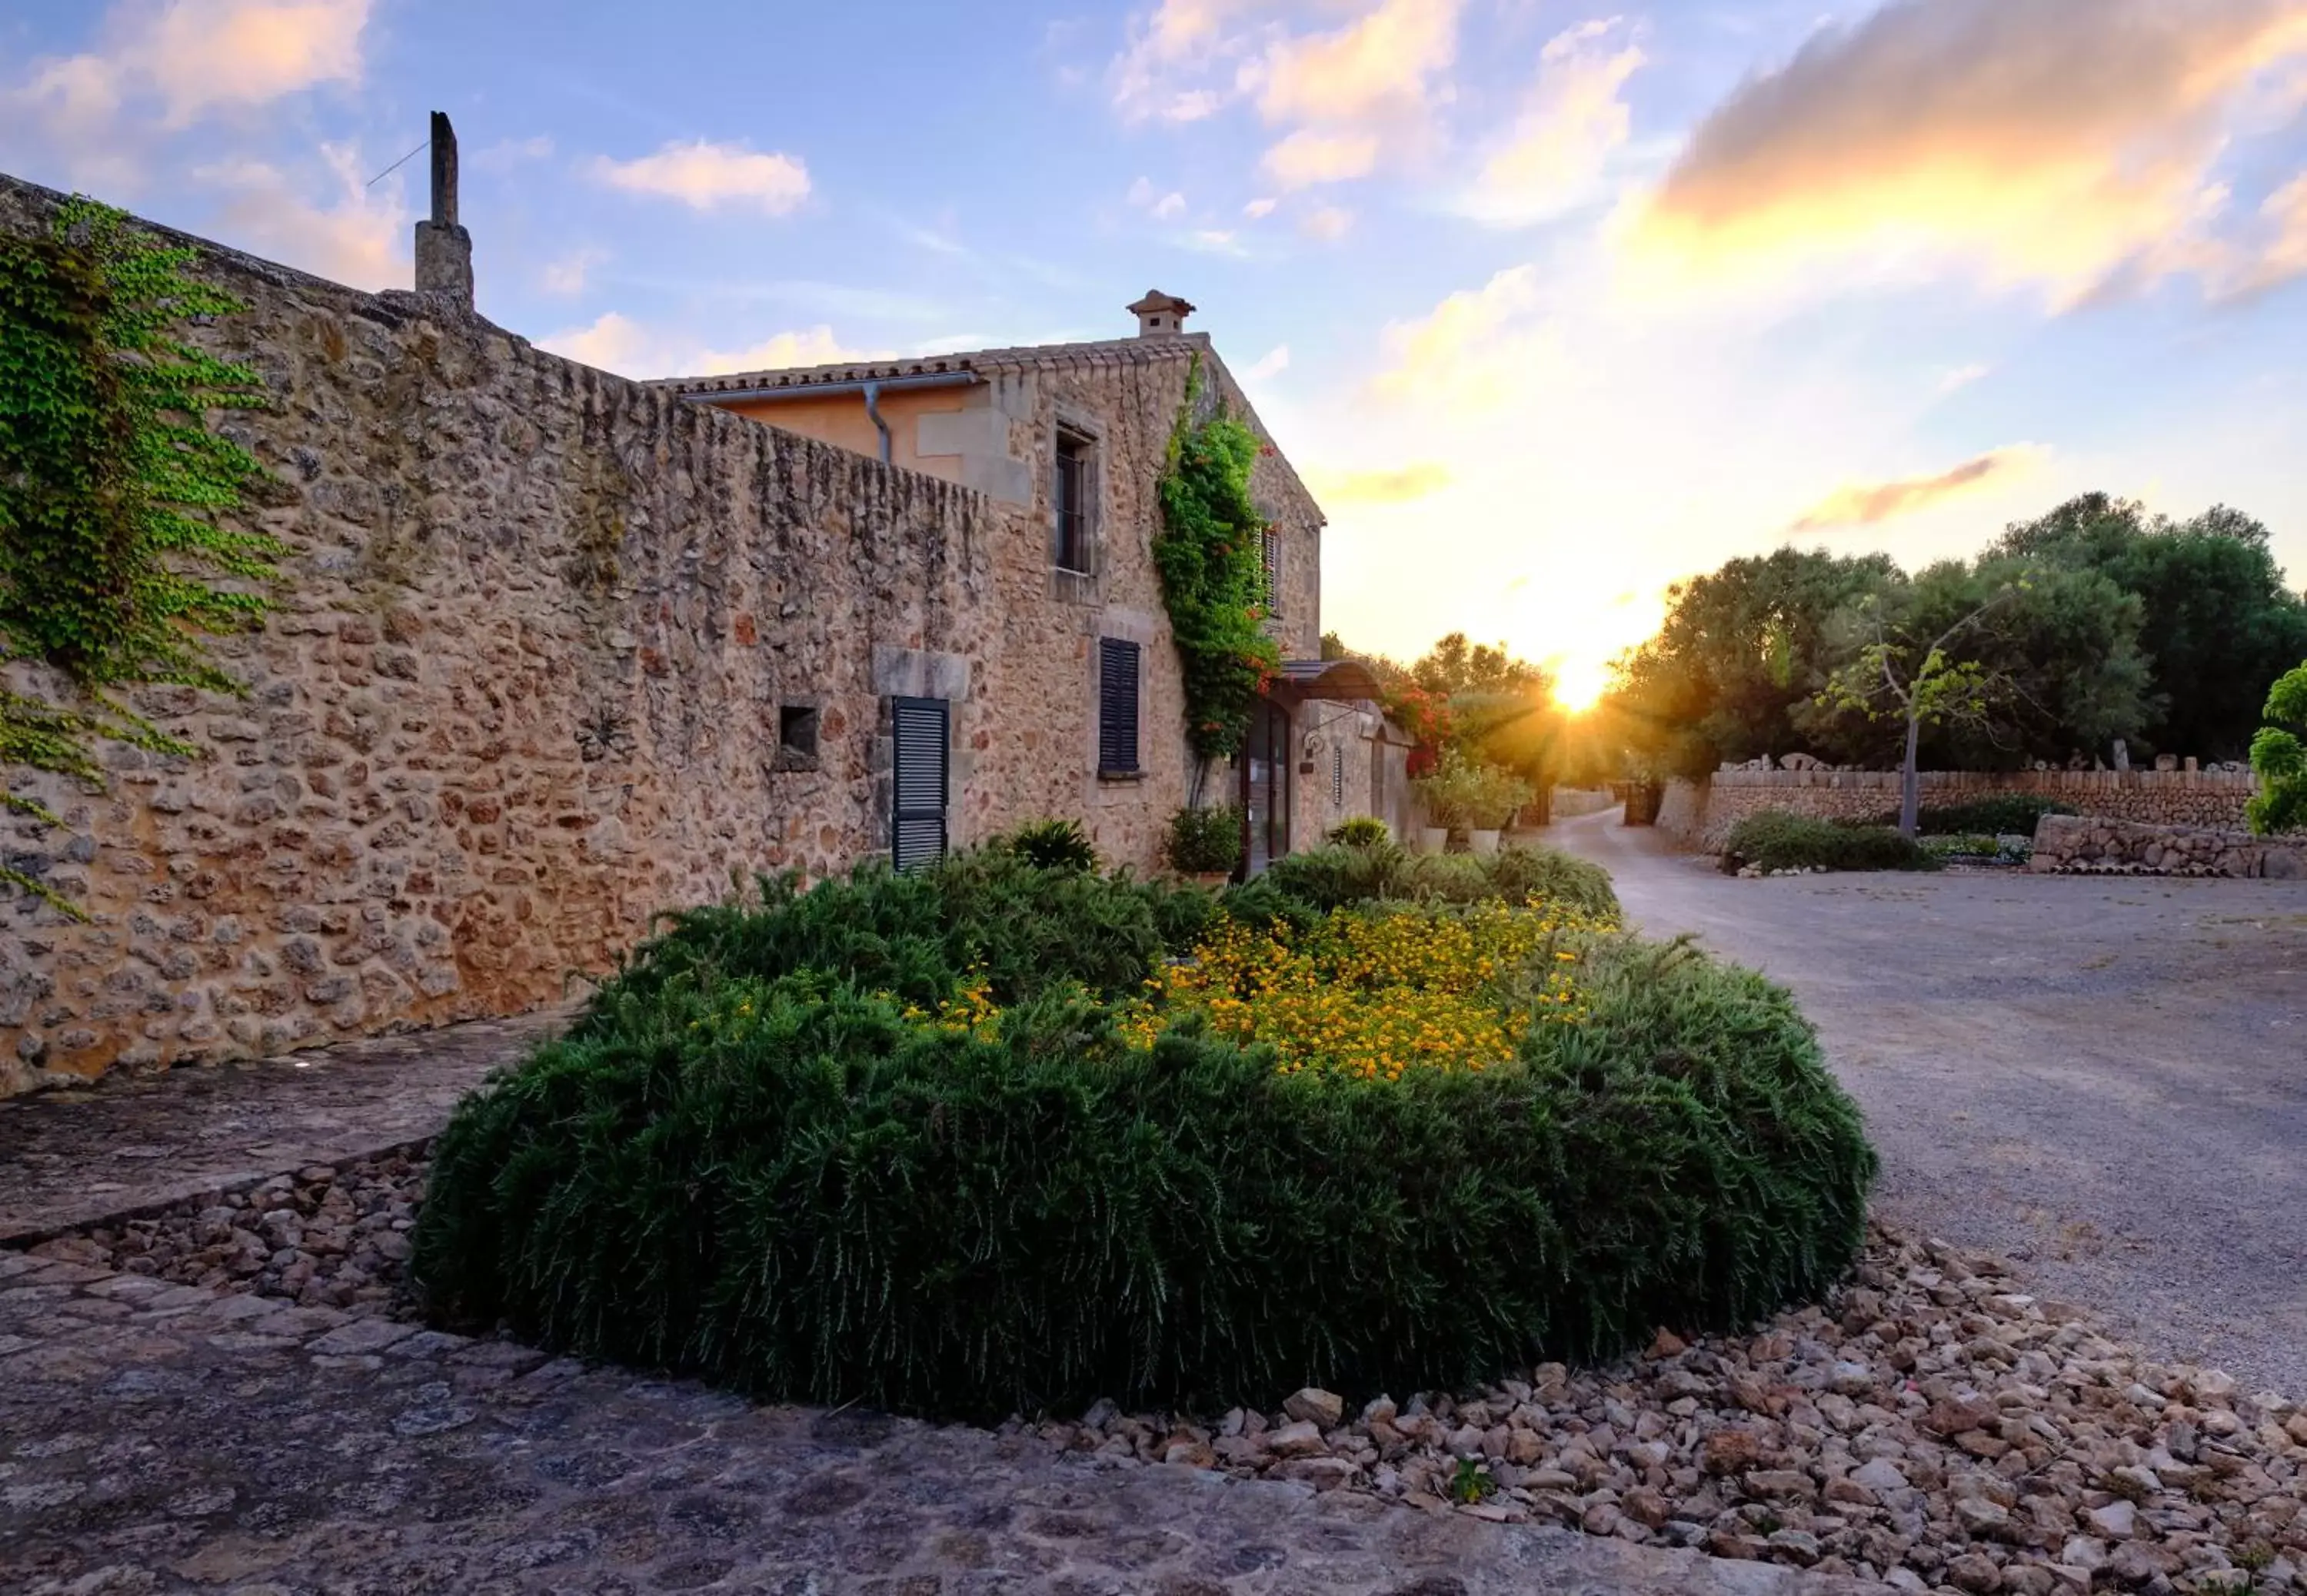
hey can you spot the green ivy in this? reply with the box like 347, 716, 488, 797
0, 198, 281, 911
1152, 356, 1281, 766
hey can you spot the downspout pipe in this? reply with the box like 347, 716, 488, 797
862, 380, 891, 465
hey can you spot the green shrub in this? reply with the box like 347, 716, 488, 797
1915, 796, 2074, 836
1165, 803, 1243, 874
594, 848, 1215, 1018
1721, 811, 1939, 874
1257, 842, 1620, 919
996, 819, 1099, 873
1259, 840, 1407, 912
1327, 816, 1392, 848
413, 932, 1873, 1419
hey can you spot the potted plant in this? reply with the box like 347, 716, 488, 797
1165, 803, 1242, 887
1411, 749, 1476, 854
1465, 765, 1535, 856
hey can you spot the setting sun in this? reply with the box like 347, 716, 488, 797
1549, 655, 1613, 714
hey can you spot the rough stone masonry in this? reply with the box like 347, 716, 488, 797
0, 175, 1010, 1096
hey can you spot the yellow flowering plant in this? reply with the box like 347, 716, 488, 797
1117, 899, 1616, 1080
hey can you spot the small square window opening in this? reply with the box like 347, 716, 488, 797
779, 704, 820, 760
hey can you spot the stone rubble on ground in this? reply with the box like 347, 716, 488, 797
25, 1151, 424, 1317
24, 1170, 2305, 1596
1014, 1228, 2305, 1596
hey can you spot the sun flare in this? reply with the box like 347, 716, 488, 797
1550, 656, 1612, 713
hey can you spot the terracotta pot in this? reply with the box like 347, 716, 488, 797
1188, 869, 1233, 889
1417, 826, 1450, 855
1469, 828, 1502, 856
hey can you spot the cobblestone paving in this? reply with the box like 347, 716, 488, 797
0, 1011, 564, 1242
1, 1018, 1896, 1594
0, 1250, 1897, 1594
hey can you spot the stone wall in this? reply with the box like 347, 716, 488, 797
0, 175, 1397, 1096
2028, 815, 2303, 879
1655, 768, 2263, 851
0, 178, 1013, 1095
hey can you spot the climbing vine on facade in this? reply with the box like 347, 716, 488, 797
1152, 357, 1280, 770
0, 197, 281, 909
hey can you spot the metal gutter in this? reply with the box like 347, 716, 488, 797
671, 371, 981, 404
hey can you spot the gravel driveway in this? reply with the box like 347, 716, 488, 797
1550, 809, 2307, 1401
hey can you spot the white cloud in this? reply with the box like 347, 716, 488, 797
1112, 0, 1460, 191
1300, 204, 1354, 241
540, 247, 605, 297
592, 139, 813, 215
1243, 195, 1278, 219
1248, 0, 1460, 128
1244, 344, 1291, 381
195, 142, 406, 291
1128, 176, 1189, 219
1936, 362, 1991, 395
1632, 0, 2307, 305
1367, 264, 1560, 411
1456, 18, 1644, 227
1788, 445, 2046, 530
2224, 171, 2307, 298
4, 0, 371, 183
538, 314, 870, 381
1262, 128, 1380, 189
1181, 228, 1249, 255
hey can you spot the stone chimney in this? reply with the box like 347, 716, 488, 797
1127, 289, 1194, 337
412, 111, 474, 308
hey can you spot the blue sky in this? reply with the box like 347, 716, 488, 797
7, 0, 2306, 703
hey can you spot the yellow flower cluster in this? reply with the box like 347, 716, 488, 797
900, 969, 1000, 1040
1117, 899, 1612, 1081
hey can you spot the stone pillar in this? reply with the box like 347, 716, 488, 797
412, 111, 474, 308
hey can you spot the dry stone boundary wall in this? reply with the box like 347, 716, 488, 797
2026, 814, 2303, 879
1656, 769, 2261, 853
0, 176, 1014, 1096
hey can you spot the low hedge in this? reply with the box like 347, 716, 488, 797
1852, 795, 2076, 837
1257, 841, 1620, 919
1722, 810, 1939, 874
411, 860, 1872, 1419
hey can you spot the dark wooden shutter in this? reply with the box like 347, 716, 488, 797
1261, 530, 1282, 614
891, 697, 948, 869
1098, 638, 1140, 775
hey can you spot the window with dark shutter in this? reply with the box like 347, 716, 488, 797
891, 697, 948, 870
1054, 432, 1091, 574
1261, 528, 1282, 615
1098, 637, 1140, 776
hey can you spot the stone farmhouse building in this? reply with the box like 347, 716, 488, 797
0, 132, 1412, 1096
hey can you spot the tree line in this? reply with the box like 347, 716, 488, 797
1606, 494, 2307, 782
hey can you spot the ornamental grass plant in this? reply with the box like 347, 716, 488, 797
414, 837, 1874, 1420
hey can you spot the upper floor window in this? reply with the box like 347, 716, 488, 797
1054, 431, 1094, 574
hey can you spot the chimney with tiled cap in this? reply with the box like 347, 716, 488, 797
1127, 289, 1194, 337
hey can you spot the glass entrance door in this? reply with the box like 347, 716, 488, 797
1242, 700, 1290, 875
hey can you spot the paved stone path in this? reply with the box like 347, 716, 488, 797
0, 1010, 564, 1243
2, 1019, 1894, 1594
0, 1250, 1897, 1594
1551, 808, 2307, 1402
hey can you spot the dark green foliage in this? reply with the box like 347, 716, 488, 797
2248, 662, 2307, 836
0, 197, 281, 909
1257, 843, 1620, 918
1914, 796, 2074, 837
1163, 803, 1243, 874
1151, 357, 1281, 763
995, 819, 1099, 873
1721, 811, 1939, 875
1997, 495, 2307, 760
1327, 816, 1392, 847
592, 849, 1215, 1020
412, 931, 1873, 1419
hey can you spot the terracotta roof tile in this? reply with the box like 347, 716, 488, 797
654, 332, 1208, 396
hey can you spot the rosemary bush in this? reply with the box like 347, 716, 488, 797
414, 854, 1873, 1418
